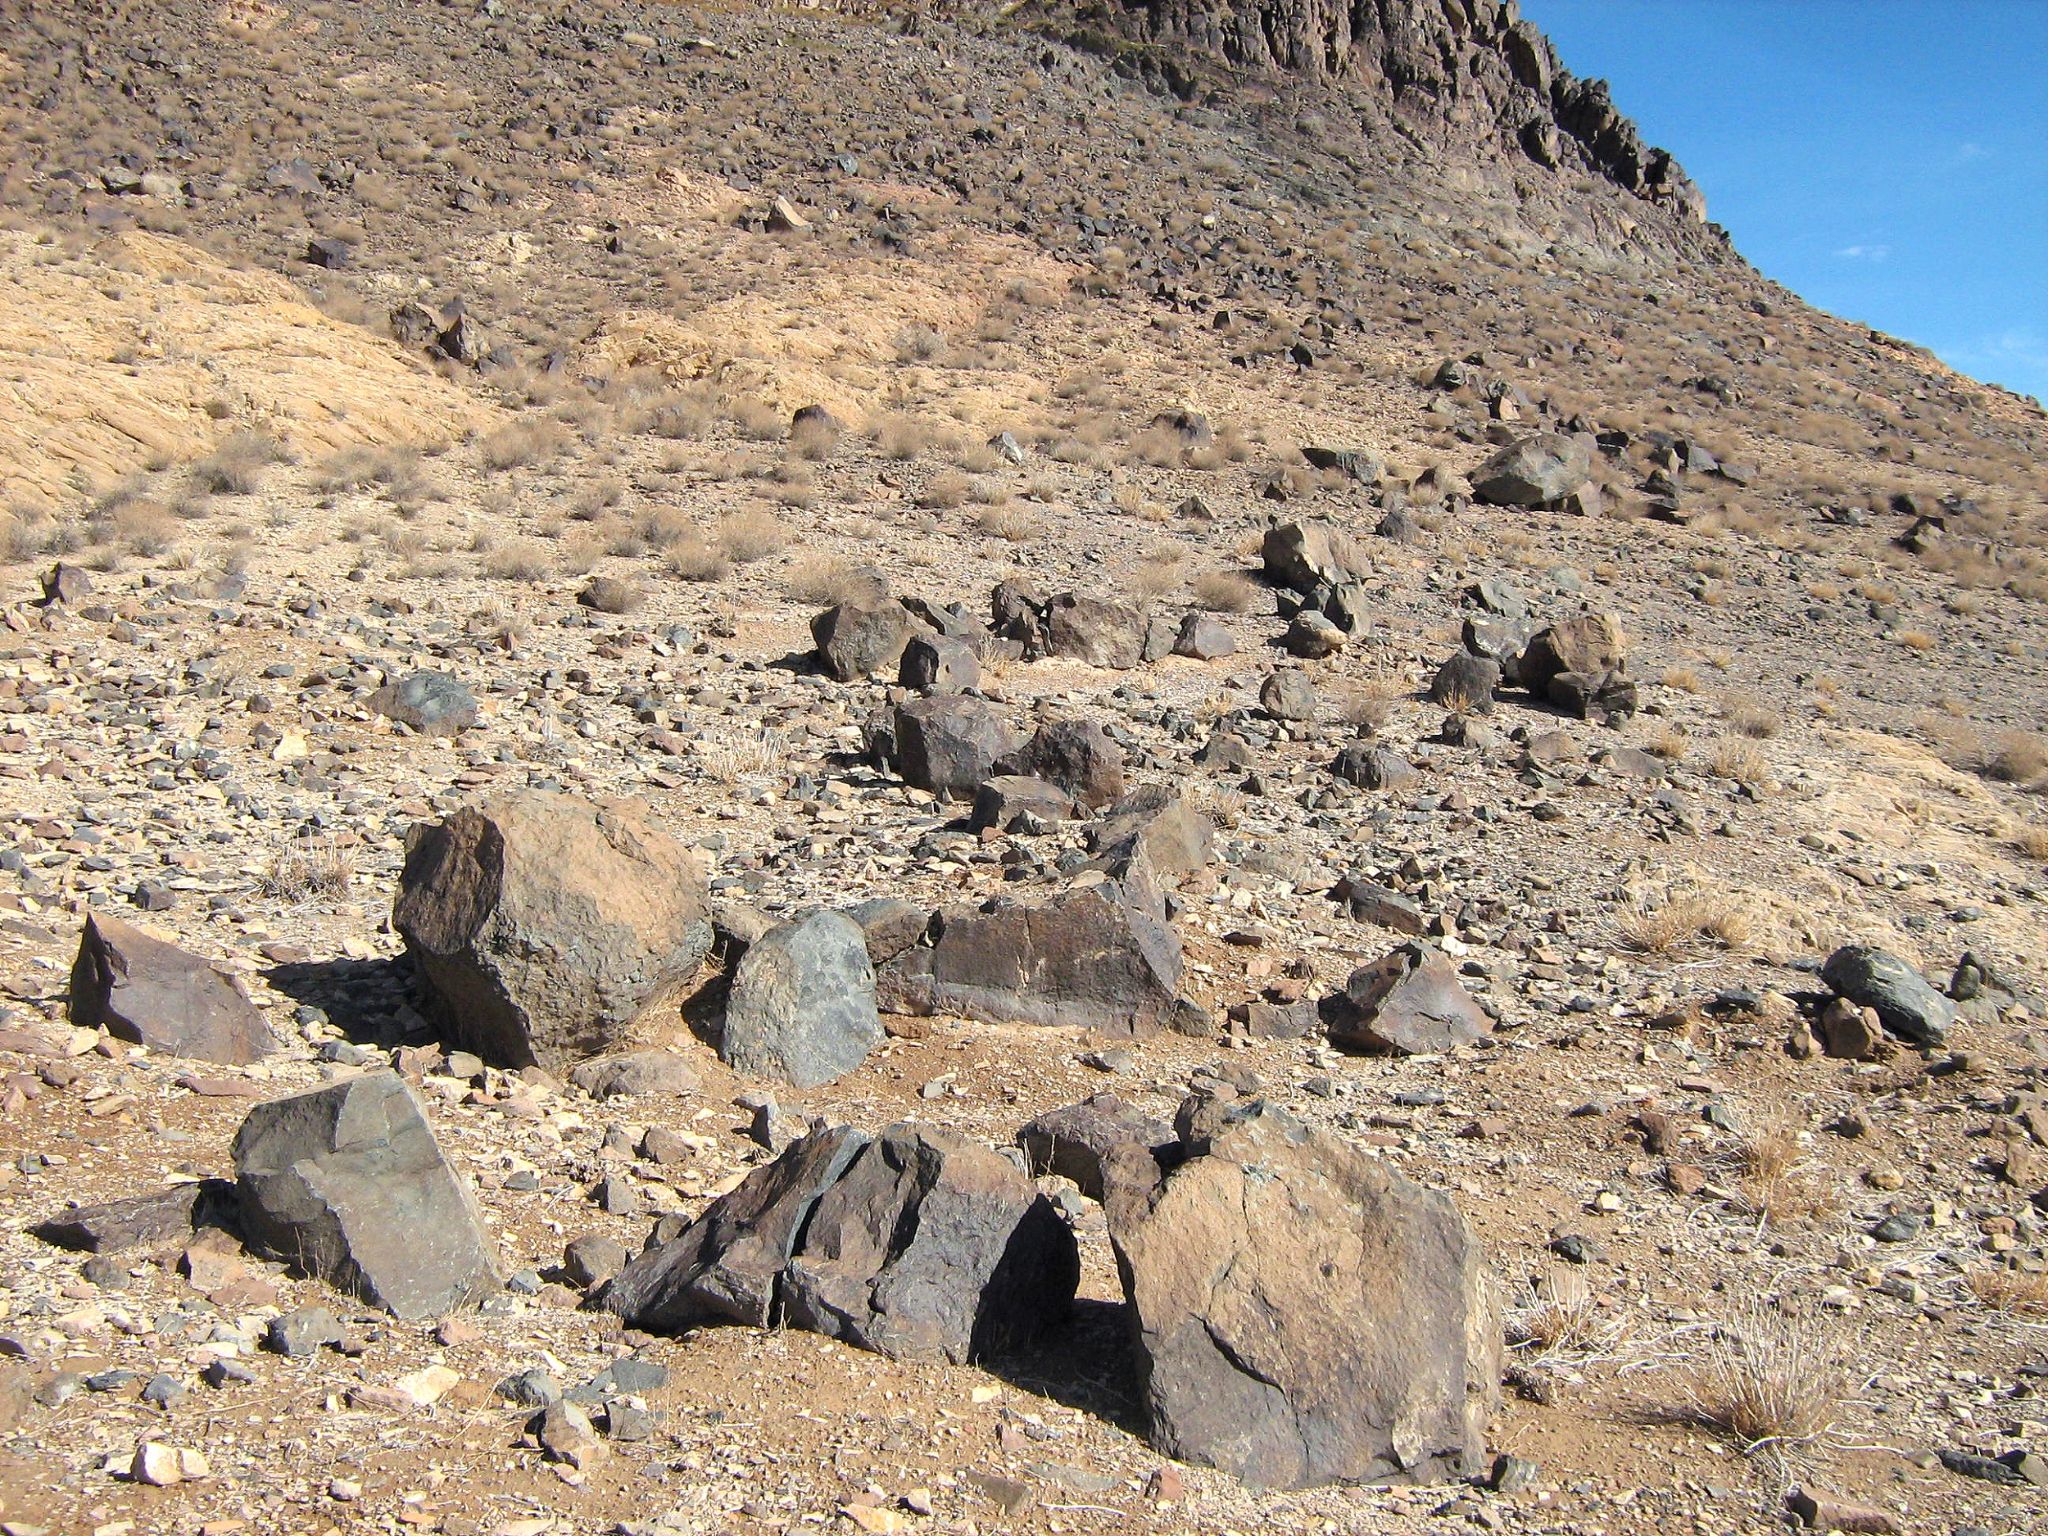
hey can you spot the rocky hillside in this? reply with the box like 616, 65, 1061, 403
0, 3, 2044, 1536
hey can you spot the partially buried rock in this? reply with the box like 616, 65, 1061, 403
605, 1122, 1078, 1366
878, 883, 1190, 1038
233, 1070, 499, 1321
1470, 433, 1592, 508
1820, 945, 1954, 1047
813, 598, 919, 681
1017, 1095, 1172, 1200
1513, 614, 1625, 694
35, 1180, 238, 1254
1172, 612, 1236, 660
1285, 609, 1345, 659
971, 775, 1079, 833
1112, 1099, 1498, 1489
70, 913, 278, 1065
1324, 942, 1490, 1054
568, 1051, 700, 1100
369, 671, 478, 736
719, 912, 882, 1089
1332, 742, 1415, 791
1088, 786, 1215, 892
1262, 521, 1362, 592
1041, 592, 1144, 669
393, 791, 713, 1072
1260, 669, 1318, 722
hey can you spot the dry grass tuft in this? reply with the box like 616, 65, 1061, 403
1687, 1301, 1853, 1451
1191, 569, 1257, 613
1615, 891, 1755, 954
667, 537, 731, 583
256, 836, 355, 903
716, 509, 787, 563
192, 431, 286, 495
482, 539, 552, 581
695, 729, 784, 783
1990, 731, 2048, 790
1709, 737, 1771, 788
1720, 692, 1781, 739
783, 554, 879, 607
2016, 824, 2048, 861
1965, 1268, 2048, 1316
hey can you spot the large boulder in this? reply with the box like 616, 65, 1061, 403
1261, 522, 1363, 592
1323, 942, 1491, 1054
1820, 945, 1955, 1047
1470, 433, 1593, 508
890, 696, 1023, 801
897, 632, 980, 693
1088, 786, 1214, 890
393, 792, 713, 1072
368, 671, 478, 736
1513, 613, 1626, 694
1001, 719, 1125, 810
878, 883, 1190, 1038
232, 1071, 499, 1321
605, 1123, 1077, 1366
69, 914, 278, 1065
719, 912, 882, 1089
1041, 593, 1145, 669
1017, 1095, 1173, 1200
1112, 1101, 1499, 1490
812, 599, 920, 681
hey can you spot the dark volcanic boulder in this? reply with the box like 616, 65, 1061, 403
1323, 942, 1491, 1054
878, 883, 1189, 1038
1112, 1100, 1499, 1490
1261, 521, 1362, 592
1001, 718, 1126, 809
719, 912, 883, 1089
233, 1071, 499, 1321
1017, 1095, 1173, 1200
605, 1123, 1077, 1366
1041, 592, 1145, 669
1820, 945, 1955, 1047
1470, 433, 1593, 508
813, 599, 920, 681
898, 632, 981, 693
34, 1181, 239, 1254
890, 696, 1023, 801
1427, 652, 1501, 714
1513, 613, 1626, 694
69, 914, 277, 1065
368, 671, 478, 736
392, 792, 713, 1072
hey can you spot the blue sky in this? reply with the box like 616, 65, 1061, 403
1521, 1, 2048, 404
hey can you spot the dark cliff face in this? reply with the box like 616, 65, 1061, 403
1075, 0, 1706, 228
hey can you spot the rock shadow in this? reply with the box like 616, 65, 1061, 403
262, 953, 422, 1048
979, 1294, 1145, 1437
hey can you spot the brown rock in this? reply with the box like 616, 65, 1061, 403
1323, 942, 1490, 1054
69, 914, 278, 1065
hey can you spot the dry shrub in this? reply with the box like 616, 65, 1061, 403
1507, 1268, 1620, 1364
916, 471, 970, 510
483, 539, 552, 581
695, 729, 784, 783
646, 394, 714, 440
1720, 692, 1781, 739
1722, 1105, 1836, 1228
1686, 1301, 1852, 1451
257, 836, 355, 902
873, 414, 933, 462
1895, 628, 1936, 652
1662, 665, 1702, 695
106, 498, 179, 555
789, 414, 840, 461
1966, 1267, 2048, 1316
1615, 892, 1754, 954
579, 575, 643, 615
1644, 724, 1688, 761
667, 537, 730, 582
975, 504, 1038, 542
717, 509, 786, 563
192, 431, 286, 495
1709, 737, 1771, 788
2016, 824, 2048, 861
480, 419, 570, 471
727, 396, 784, 442
1990, 731, 2048, 790
1339, 674, 1404, 732
1191, 570, 1257, 613
783, 554, 879, 607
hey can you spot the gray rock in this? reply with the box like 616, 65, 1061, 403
1260, 670, 1318, 721
1284, 609, 1345, 658
1088, 787, 1215, 892
233, 1071, 499, 1320
1262, 522, 1362, 591
1172, 612, 1236, 660
1332, 742, 1416, 791
890, 696, 1023, 801
1041, 592, 1145, 669
971, 776, 1080, 833
1820, 946, 1955, 1047
1427, 652, 1501, 714
368, 671, 478, 736
266, 1306, 347, 1359
878, 884, 1189, 1039
1470, 433, 1593, 508
1113, 1100, 1498, 1490
1017, 1095, 1173, 1200
1324, 943, 1491, 1055
41, 562, 93, 606
840, 898, 931, 967
1001, 719, 1125, 809
34, 1180, 237, 1253
69, 914, 278, 1065
1512, 613, 1625, 694
569, 1051, 700, 1100
1302, 446, 1383, 484
394, 792, 713, 1072
812, 598, 920, 681
898, 633, 981, 693
720, 912, 882, 1089
564, 1234, 630, 1290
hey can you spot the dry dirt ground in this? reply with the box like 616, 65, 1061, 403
0, 3, 2045, 1535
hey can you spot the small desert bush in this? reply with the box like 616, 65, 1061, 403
916, 471, 970, 510
874, 413, 934, 462
2016, 824, 2048, 861
1965, 1267, 2048, 1317
1990, 731, 2048, 790
1615, 892, 1754, 954
191, 431, 286, 495
579, 575, 643, 614
257, 836, 355, 902
1720, 692, 1780, 739
727, 396, 784, 442
716, 509, 786, 563
1709, 737, 1770, 787
1686, 1302, 1852, 1451
667, 537, 731, 582
1192, 569, 1256, 613
482, 539, 552, 581
480, 420, 570, 471
782, 554, 876, 607
975, 504, 1038, 542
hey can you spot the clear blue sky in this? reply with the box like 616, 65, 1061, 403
1521, 1, 2048, 404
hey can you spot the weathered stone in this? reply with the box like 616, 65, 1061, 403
607, 1122, 1078, 1366
1427, 652, 1501, 714
1088, 786, 1214, 888
1260, 670, 1318, 722
394, 792, 712, 1072
812, 599, 919, 681
1041, 592, 1145, 669
783, 1125, 1080, 1364
1001, 719, 1125, 809
1513, 614, 1626, 694
1324, 943, 1490, 1054
1284, 609, 1345, 658
1017, 1095, 1173, 1200
971, 776, 1080, 833
879, 884, 1188, 1038
34, 1181, 238, 1254
1262, 522, 1362, 592
897, 633, 980, 693
69, 914, 277, 1065
1332, 742, 1416, 791
368, 671, 478, 736
890, 696, 1024, 802
1470, 433, 1593, 507
233, 1071, 499, 1320
1172, 612, 1236, 659
1112, 1101, 1498, 1490
568, 1051, 700, 1101
267, 1306, 347, 1359
1302, 445, 1383, 483
564, 1234, 631, 1291
1547, 670, 1637, 725
41, 562, 93, 606
840, 898, 931, 967
720, 912, 882, 1089
1820, 946, 1955, 1047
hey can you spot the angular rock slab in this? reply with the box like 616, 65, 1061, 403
369, 670, 478, 736
70, 913, 278, 1065
233, 1071, 499, 1321
890, 696, 1024, 802
1821, 945, 1955, 1047
878, 884, 1188, 1038
719, 911, 883, 1089
1017, 1095, 1173, 1200
35, 1180, 239, 1253
1112, 1102, 1499, 1490
1324, 942, 1491, 1054
393, 791, 713, 1072
605, 1123, 1077, 1366
1470, 432, 1592, 508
